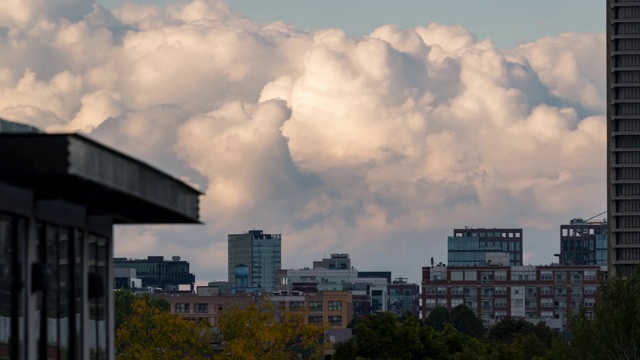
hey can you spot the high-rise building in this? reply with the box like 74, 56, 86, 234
228, 229, 281, 292
607, 0, 640, 277
559, 218, 608, 266
447, 228, 523, 266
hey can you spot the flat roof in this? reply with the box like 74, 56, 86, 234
0, 133, 201, 224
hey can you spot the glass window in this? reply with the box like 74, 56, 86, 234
450, 271, 463, 281
494, 271, 507, 281
329, 316, 342, 326
425, 298, 436, 308
328, 301, 342, 311
436, 298, 447, 307
289, 301, 304, 311
494, 298, 507, 308
451, 298, 463, 307
176, 303, 190, 313
436, 287, 447, 295
309, 315, 323, 324
451, 287, 463, 296
584, 270, 597, 280
309, 301, 322, 312
464, 271, 477, 281
194, 303, 208, 313
540, 271, 552, 281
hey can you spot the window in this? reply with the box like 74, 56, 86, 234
584, 298, 596, 308
464, 271, 477, 281
541, 298, 553, 308
290, 301, 304, 311
540, 286, 553, 295
512, 299, 523, 307
584, 270, 597, 281
451, 287, 463, 296
451, 298, 463, 307
523, 271, 536, 281
540, 271, 552, 281
541, 311, 553, 319
494, 286, 507, 295
450, 271, 463, 281
309, 301, 322, 312
571, 287, 582, 297
495, 298, 507, 308
584, 286, 597, 295
329, 316, 342, 326
464, 287, 477, 297
436, 298, 447, 307
494, 271, 507, 281
194, 303, 208, 313
175, 303, 190, 313
511, 271, 523, 281
425, 299, 436, 308
309, 315, 323, 324
426, 287, 436, 295
437, 287, 447, 295
328, 301, 342, 311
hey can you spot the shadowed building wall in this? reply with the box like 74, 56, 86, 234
607, 0, 640, 277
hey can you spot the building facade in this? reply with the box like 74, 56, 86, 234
607, 0, 640, 278
313, 253, 351, 270
228, 230, 281, 292
560, 218, 608, 266
114, 255, 196, 291
0, 124, 201, 359
448, 228, 523, 266
422, 265, 603, 330
387, 278, 420, 318
156, 290, 353, 330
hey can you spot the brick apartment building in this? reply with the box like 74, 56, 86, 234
422, 265, 605, 330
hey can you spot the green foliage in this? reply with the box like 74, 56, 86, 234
335, 311, 492, 360
115, 295, 212, 360
114, 290, 170, 332
215, 300, 326, 359
486, 318, 559, 360
423, 306, 451, 331
552, 269, 640, 360
451, 304, 485, 339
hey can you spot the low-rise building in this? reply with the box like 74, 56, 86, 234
422, 264, 604, 330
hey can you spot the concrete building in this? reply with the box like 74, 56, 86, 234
422, 265, 604, 330
274, 268, 358, 293
559, 218, 608, 266
0, 120, 201, 359
448, 228, 523, 266
113, 268, 142, 290
114, 255, 196, 291
228, 230, 281, 292
313, 253, 351, 270
607, 0, 640, 278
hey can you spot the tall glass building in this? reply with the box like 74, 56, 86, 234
228, 230, 281, 292
559, 218, 608, 266
447, 228, 523, 266
607, 0, 640, 277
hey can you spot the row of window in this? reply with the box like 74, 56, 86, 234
425, 298, 596, 309
438, 269, 598, 282
173, 300, 343, 313
425, 286, 598, 297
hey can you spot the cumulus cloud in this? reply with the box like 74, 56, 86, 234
0, 0, 606, 282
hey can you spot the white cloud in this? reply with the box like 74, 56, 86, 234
0, 0, 606, 283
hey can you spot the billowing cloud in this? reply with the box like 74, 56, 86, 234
0, 0, 606, 282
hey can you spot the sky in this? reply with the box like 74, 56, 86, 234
0, 0, 606, 285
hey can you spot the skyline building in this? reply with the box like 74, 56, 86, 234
607, 0, 640, 277
114, 255, 196, 291
559, 218, 608, 266
227, 229, 281, 292
447, 228, 523, 267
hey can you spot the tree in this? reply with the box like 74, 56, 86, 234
423, 306, 451, 331
114, 290, 170, 331
553, 269, 640, 360
115, 296, 212, 360
215, 300, 326, 359
451, 304, 484, 339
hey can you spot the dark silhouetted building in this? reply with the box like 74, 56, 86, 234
0, 119, 201, 359
607, 0, 640, 277
114, 255, 196, 291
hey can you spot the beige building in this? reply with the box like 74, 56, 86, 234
155, 290, 353, 329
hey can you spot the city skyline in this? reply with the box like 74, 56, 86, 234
0, 0, 606, 285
